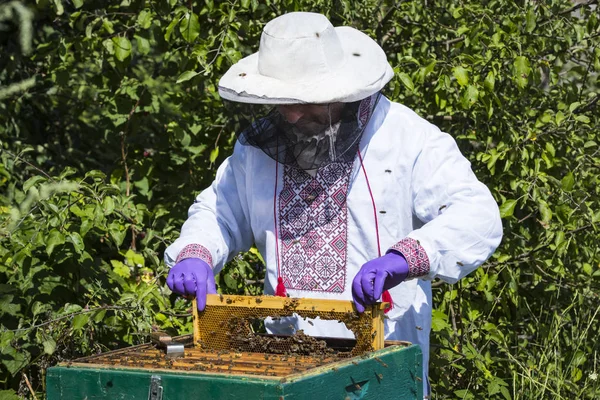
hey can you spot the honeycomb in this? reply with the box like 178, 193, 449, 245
193, 295, 386, 358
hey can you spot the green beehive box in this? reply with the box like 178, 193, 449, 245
46, 336, 423, 399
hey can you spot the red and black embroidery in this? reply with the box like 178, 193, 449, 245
388, 238, 430, 278
278, 162, 354, 293
176, 243, 214, 268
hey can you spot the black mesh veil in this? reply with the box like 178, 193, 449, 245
224, 92, 381, 171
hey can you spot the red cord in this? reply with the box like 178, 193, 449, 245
357, 151, 381, 257
358, 150, 392, 313
273, 160, 286, 296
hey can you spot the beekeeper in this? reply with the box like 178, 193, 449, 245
165, 11, 502, 396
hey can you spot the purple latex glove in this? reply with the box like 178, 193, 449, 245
352, 251, 409, 313
166, 258, 217, 312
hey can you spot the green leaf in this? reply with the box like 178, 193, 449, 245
525, 8, 537, 33
125, 249, 145, 267
210, 147, 219, 164
461, 85, 479, 109
561, 172, 575, 191
554, 230, 565, 248
23, 175, 46, 192
176, 70, 200, 83
102, 38, 115, 55
224, 273, 238, 289
112, 37, 132, 62
93, 309, 107, 323
52, 0, 64, 15
513, 56, 531, 89
46, 229, 65, 256
111, 260, 130, 278
0, 295, 19, 316
102, 19, 114, 34
180, 13, 200, 43
137, 10, 153, 29
0, 347, 29, 375
539, 200, 552, 223
545, 142, 555, 157
454, 389, 474, 399
431, 309, 450, 331
134, 177, 150, 196
0, 390, 21, 400
453, 66, 469, 86
575, 115, 590, 124
569, 102, 581, 113
80, 218, 93, 237
109, 222, 127, 246
484, 71, 495, 92
135, 35, 150, 55
64, 303, 82, 314
103, 196, 115, 215
164, 15, 180, 42
398, 72, 414, 92
499, 199, 517, 218
555, 111, 565, 126
68, 232, 84, 253
32, 301, 50, 317
43, 338, 57, 355
71, 313, 89, 331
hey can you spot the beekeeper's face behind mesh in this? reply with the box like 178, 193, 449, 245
276, 103, 344, 127
227, 93, 380, 172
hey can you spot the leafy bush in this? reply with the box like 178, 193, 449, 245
1, 0, 599, 398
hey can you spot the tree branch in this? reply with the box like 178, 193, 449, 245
22, 372, 38, 400
559, 0, 598, 15
10, 305, 135, 332
574, 94, 600, 114
3, 149, 54, 181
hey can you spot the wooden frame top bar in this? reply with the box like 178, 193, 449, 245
199, 294, 388, 312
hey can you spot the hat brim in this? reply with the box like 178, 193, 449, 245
217, 27, 394, 104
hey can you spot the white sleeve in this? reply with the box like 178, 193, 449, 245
164, 142, 254, 273
403, 124, 503, 283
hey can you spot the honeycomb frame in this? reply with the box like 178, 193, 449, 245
193, 295, 387, 357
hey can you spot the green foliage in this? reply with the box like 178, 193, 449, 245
0, 0, 599, 398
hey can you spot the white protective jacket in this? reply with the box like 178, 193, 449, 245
165, 96, 503, 394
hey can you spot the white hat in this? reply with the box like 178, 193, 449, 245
218, 12, 394, 104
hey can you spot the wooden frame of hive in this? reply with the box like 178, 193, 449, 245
193, 294, 387, 355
